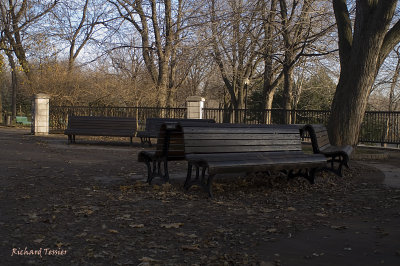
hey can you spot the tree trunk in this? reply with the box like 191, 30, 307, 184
0, 88, 2, 123
5, 51, 18, 119
282, 64, 294, 124
328, 0, 400, 146
264, 89, 276, 124
261, 0, 278, 124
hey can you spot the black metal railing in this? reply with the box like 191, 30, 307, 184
359, 111, 400, 145
49, 105, 400, 145
203, 108, 331, 125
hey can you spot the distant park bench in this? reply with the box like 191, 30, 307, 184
137, 118, 215, 146
303, 124, 353, 176
64, 116, 137, 145
15, 116, 32, 126
180, 124, 326, 197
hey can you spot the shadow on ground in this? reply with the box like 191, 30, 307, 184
1, 126, 400, 265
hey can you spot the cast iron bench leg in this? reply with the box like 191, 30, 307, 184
184, 163, 193, 189
145, 160, 153, 183
161, 159, 169, 182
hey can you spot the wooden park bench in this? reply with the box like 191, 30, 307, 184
137, 118, 215, 146
138, 123, 306, 185
64, 116, 137, 145
16, 116, 32, 126
302, 124, 353, 176
181, 125, 327, 197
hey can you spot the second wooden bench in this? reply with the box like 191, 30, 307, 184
181, 125, 327, 197
303, 124, 353, 176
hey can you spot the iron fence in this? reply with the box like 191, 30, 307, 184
359, 111, 400, 145
49, 105, 400, 145
203, 108, 331, 125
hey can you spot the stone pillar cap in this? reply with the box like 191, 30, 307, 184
186, 96, 205, 102
33, 93, 50, 99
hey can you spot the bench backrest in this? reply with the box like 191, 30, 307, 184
303, 124, 330, 153
182, 124, 303, 155
153, 123, 185, 160
154, 121, 219, 160
66, 116, 137, 134
144, 118, 215, 135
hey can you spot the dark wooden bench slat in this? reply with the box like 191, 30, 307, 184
183, 133, 300, 140
185, 138, 301, 146
183, 126, 300, 134
185, 145, 302, 154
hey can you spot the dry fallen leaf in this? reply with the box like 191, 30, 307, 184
75, 232, 88, 237
331, 225, 348, 230
181, 244, 200, 251
160, 223, 184, 229
139, 257, 159, 262
129, 224, 145, 228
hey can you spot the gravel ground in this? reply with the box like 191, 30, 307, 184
0, 126, 399, 266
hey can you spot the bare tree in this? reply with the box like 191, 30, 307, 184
109, 0, 199, 107
0, 0, 58, 78
0, 0, 57, 118
52, 0, 108, 72
328, 0, 400, 146
209, 0, 263, 122
277, 0, 335, 123
260, 0, 282, 122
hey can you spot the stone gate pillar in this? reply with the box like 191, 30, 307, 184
186, 96, 205, 119
32, 93, 50, 135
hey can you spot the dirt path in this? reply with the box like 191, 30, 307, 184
0, 127, 399, 265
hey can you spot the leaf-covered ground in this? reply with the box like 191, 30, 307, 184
1, 127, 399, 265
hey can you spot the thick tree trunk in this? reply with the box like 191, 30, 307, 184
328, 0, 400, 146
157, 58, 169, 108
328, 67, 375, 146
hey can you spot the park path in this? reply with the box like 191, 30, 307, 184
1, 126, 400, 265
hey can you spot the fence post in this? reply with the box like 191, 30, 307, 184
32, 93, 50, 135
186, 96, 205, 119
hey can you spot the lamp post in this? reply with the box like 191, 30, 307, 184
244, 78, 249, 123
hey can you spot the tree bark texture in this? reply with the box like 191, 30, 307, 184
329, 0, 400, 146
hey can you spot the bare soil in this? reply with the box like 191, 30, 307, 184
0, 126, 400, 266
